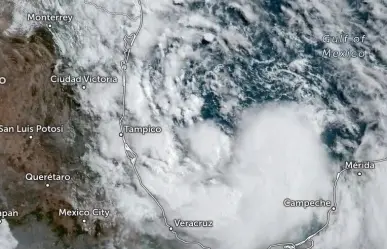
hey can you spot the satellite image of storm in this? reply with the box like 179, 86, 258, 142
0, 0, 386, 248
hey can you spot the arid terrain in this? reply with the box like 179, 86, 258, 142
0, 2, 114, 248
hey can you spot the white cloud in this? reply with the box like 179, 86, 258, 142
0, 220, 18, 249
177, 121, 231, 170
9, 0, 387, 249
112, 104, 334, 249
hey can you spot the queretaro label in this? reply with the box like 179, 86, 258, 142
25, 173, 71, 181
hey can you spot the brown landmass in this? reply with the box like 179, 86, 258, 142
0, 0, 13, 33
0, 3, 112, 245
0, 25, 79, 233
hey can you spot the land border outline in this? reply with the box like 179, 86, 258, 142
83, 1, 387, 249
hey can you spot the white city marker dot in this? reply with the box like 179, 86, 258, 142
331, 206, 336, 211
357, 172, 362, 176
82, 85, 86, 90
29, 135, 33, 139
46, 183, 50, 187
82, 219, 86, 223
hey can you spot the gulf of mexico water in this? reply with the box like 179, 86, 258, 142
5, 0, 387, 248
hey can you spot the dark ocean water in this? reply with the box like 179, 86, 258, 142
10, 0, 386, 248
163, 0, 383, 164
150, 3, 386, 245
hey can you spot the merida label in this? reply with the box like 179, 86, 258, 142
345, 161, 375, 169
